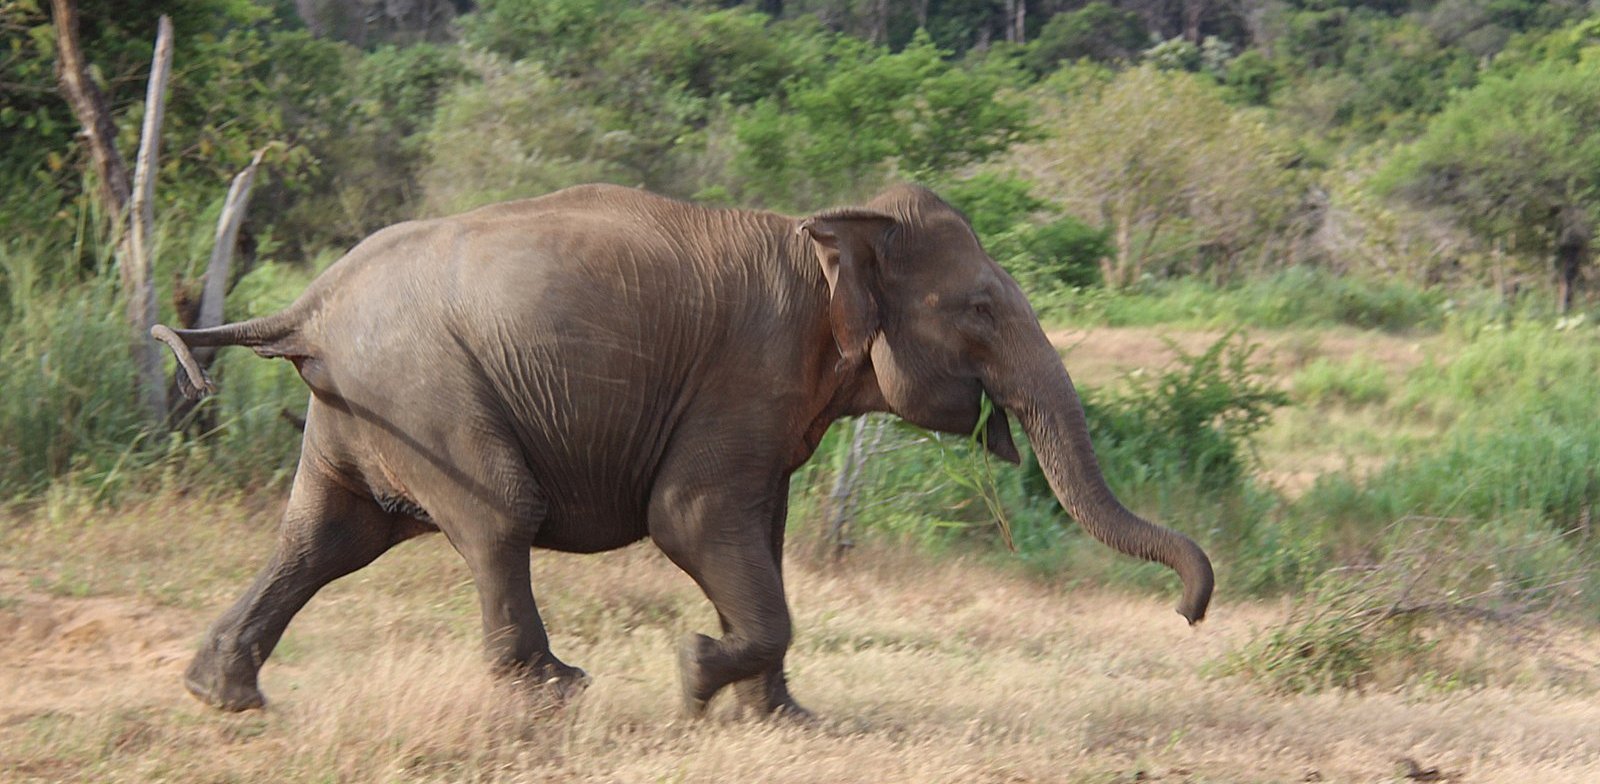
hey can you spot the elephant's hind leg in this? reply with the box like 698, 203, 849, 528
185, 466, 419, 711
420, 454, 588, 698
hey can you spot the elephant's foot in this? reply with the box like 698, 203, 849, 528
677, 633, 717, 717
183, 641, 266, 712
500, 657, 591, 702
678, 633, 810, 722
727, 696, 815, 724
732, 670, 813, 723
534, 662, 592, 702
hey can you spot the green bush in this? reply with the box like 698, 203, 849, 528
938, 173, 1051, 240
1025, 2, 1148, 74
1218, 516, 1587, 693
419, 56, 622, 215
988, 217, 1107, 293
938, 173, 1106, 294
1218, 568, 1445, 694
1224, 49, 1278, 105
1023, 332, 1287, 500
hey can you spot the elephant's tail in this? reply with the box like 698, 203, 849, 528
151, 309, 307, 400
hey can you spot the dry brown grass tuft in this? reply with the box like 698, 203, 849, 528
3, 492, 1598, 782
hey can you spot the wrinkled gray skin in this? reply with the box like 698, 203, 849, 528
153, 184, 1212, 718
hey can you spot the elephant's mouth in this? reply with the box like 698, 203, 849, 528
977, 391, 1020, 464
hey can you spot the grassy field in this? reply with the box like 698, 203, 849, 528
3, 493, 1598, 783
4, 325, 1599, 783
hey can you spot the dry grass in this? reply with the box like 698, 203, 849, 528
3, 491, 1598, 783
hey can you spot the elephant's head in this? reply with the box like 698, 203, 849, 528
798, 185, 1213, 624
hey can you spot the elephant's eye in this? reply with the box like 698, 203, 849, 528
971, 300, 994, 321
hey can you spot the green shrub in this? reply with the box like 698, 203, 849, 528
1028, 332, 1287, 497
1026, 2, 1147, 74
989, 217, 1108, 293
732, 31, 1033, 209
937, 173, 1106, 294
938, 172, 1051, 240
1218, 568, 1445, 694
419, 56, 622, 215
1224, 49, 1278, 105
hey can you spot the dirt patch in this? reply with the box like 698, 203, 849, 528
1046, 325, 1434, 388
0, 568, 196, 719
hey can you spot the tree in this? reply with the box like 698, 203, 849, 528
50, 1, 171, 422
1378, 57, 1600, 312
1019, 64, 1296, 287
419, 56, 620, 216
1025, 1, 1149, 74
731, 31, 1033, 208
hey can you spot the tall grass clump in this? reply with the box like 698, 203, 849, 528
0, 236, 317, 499
1342, 324, 1600, 531
0, 243, 143, 496
187, 259, 320, 485
1288, 323, 1600, 612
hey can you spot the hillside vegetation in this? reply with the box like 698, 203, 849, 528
3, 1, 1600, 780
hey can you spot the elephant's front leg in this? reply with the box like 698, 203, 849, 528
728, 495, 810, 719
648, 456, 805, 718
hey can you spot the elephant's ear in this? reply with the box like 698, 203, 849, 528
797, 208, 896, 367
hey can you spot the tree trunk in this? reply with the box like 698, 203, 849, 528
1556, 208, 1590, 315
1183, 0, 1206, 44
49, 0, 130, 223
1108, 205, 1135, 288
821, 416, 885, 561
126, 16, 174, 423
53, 2, 174, 424
170, 149, 266, 427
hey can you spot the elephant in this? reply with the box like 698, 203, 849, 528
152, 183, 1212, 718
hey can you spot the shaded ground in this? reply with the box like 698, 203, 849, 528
3, 493, 1597, 783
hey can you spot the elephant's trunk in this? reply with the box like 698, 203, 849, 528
996, 336, 1214, 624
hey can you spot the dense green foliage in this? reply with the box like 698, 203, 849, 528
1379, 55, 1600, 299
6, 0, 1600, 623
